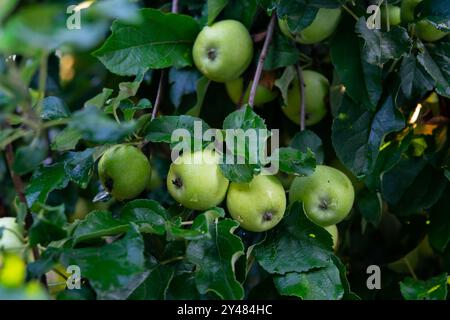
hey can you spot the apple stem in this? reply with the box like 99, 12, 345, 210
247, 11, 276, 108
296, 64, 306, 131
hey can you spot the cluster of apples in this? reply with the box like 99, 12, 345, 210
166, 149, 355, 237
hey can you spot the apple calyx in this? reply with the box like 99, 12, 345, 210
172, 176, 183, 189
207, 48, 217, 61
262, 212, 273, 222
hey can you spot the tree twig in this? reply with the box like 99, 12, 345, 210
296, 64, 306, 131
247, 12, 276, 108
171, 0, 179, 13
151, 70, 165, 120
342, 4, 359, 21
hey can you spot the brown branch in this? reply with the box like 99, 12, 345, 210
151, 70, 165, 120
5, 142, 47, 288
296, 64, 306, 131
247, 12, 276, 108
171, 0, 179, 13
252, 31, 267, 43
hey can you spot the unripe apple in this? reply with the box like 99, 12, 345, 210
167, 150, 229, 210
381, 5, 401, 26
289, 165, 355, 227
225, 77, 278, 107
192, 20, 253, 83
0, 254, 26, 288
227, 175, 286, 232
0, 217, 25, 253
278, 8, 341, 44
281, 70, 329, 126
324, 224, 339, 250
98, 145, 151, 201
415, 20, 448, 42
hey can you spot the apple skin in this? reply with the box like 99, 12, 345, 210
167, 150, 229, 211
0, 254, 26, 288
401, 0, 423, 23
281, 70, 329, 126
289, 165, 355, 227
225, 78, 278, 107
416, 20, 448, 42
192, 20, 253, 83
227, 175, 286, 232
381, 5, 401, 26
278, 8, 341, 44
98, 145, 151, 201
0, 217, 25, 253
324, 224, 339, 250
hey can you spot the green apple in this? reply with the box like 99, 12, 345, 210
98, 145, 151, 201
167, 149, 229, 210
0, 217, 25, 253
278, 8, 341, 44
381, 5, 401, 26
0, 254, 26, 288
289, 165, 355, 227
192, 20, 253, 83
281, 70, 329, 126
225, 77, 278, 107
227, 175, 286, 232
416, 20, 448, 42
324, 224, 339, 250
401, 0, 423, 23
330, 158, 364, 193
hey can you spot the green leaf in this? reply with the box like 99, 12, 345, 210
356, 190, 382, 227
169, 68, 201, 109
429, 186, 450, 252
332, 95, 404, 177
29, 204, 67, 246
129, 263, 174, 300
145, 115, 210, 148
208, 0, 229, 25
68, 107, 136, 144
166, 272, 202, 299
40, 96, 71, 120
186, 218, 245, 300
93, 8, 200, 76
330, 18, 380, 109
264, 29, 300, 70
72, 211, 129, 244
382, 158, 447, 215
60, 225, 145, 300
415, 0, 450, 31
223, 105, 266, 131
355, 21, 411, 66
272, 147, 316, 176
12, 139, 47, 175
186, 76, 210, 117
274, 65, 296, 103
84, 88, 114, 109
399, 53, 435, 100
59, 149, 95, 188
273, 263, 344, 300
167, 207, 225, 241
120, 199, 168, 235
290, 130, 324, 164
219, 163, 255, 183
221, 0, 258, 28
277, 2, 318, 33
418, 41, 450, 98
25, 163, 70, 210
51, 128, 82, 152
255, 202, 334, 274
400, 273, 448, 300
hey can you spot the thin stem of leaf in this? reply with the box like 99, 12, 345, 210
37, 52, 48, 110
160, 256, 185, 265
248, 11, 276, 108
342, 5, 359, 21
151, 70, 165, 120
